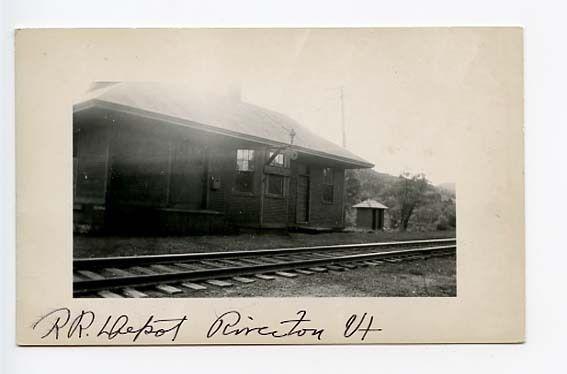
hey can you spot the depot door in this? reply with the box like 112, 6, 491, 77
296, 175, 310, 223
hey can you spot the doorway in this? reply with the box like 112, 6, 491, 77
296, 175, 310, 223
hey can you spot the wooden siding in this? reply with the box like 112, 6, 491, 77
225, 146, 263, 227
109, 125, 170, 206
356, 208, 385, 230
356, 208, 374, 229
74, 107, 353, 233
74, 124, 110, 204
307, 166, 345, 228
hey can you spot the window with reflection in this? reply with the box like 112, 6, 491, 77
268, 150, 289, 168
235, 149, 255, 193
266, 174, 285, 197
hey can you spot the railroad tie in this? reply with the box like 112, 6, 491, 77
77, 270, 105, 280
384, 258, 402, 263
274, 271, 298, 278
105, 267, 134, 277
286, 256, 309, 261
174, 262, 201, 270
200, 260, 226, 268
97, 290, 124, 298
130, 266, 158, 275
290, 255, 313, 261
155, 284, 183, 295
232, 276, 256, 284
220, 259, 246, 267
363, 260, 380, 266
122, 287, 149, 298
254, 274, 276, 280
239, 259, 265, 265
206, 279, 233, 287
309, 267, 328, 272
181, 282, 207, 290
327, 265, 346, 272
150, 264, 179, 273
341, 263, 358, 269
295, 269, 314, 275
256, 257, 280, 264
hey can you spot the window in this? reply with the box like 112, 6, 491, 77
235, 172, 254, 193
268, 150, 289, 168
236, 149, 255, 171
266, 174, 285, 196
322, 167, 334, 203
235, 149, 255, 193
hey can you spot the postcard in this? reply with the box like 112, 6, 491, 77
16, 27, 524, 344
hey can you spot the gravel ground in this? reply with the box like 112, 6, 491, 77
136, 255, 457, 298
74, 230, 456, 258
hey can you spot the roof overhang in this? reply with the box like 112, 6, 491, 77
74, 99, 375, 169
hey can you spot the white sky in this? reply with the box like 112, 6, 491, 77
81, 28, 509, 185
178, 29, 471, 184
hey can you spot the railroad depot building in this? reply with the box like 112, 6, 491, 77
73, 82, 373, 234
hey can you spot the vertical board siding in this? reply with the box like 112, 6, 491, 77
263, 195, 288, 226
307, 166, 345, 228
74, 108, 355, 233
109, 125, 170, 206
75, 125, 110, 203
356, 209, 372, 229
169, 140, 206, 209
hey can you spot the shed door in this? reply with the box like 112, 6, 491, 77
296, 175, 310, 223
378, 210, 384, 230
372, 209, 378, 230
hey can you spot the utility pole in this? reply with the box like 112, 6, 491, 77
339, 86, 347, 148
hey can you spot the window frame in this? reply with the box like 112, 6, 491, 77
265, 173, 286, 198
236, 149, 256, 172
234, 149, 256, 194
268, 150, 290, 168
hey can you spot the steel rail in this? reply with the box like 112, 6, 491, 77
74, 237, 456, 270
73, 244, 456, 295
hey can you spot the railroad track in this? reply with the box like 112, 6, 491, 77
73, 238, 457, 298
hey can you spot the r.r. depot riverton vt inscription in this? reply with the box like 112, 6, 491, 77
31, 308, 382, 343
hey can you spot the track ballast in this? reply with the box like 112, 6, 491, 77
73, 238, 457, 298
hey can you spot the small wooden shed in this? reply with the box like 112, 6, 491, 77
353, 199, 388, 230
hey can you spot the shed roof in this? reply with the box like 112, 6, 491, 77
74, 82, 373, 168
352, 199, 389, 209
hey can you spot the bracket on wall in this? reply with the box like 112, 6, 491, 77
265, 128, 297, 166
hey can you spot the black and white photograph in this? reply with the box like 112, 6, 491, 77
15, 26, 524, 346
6, 0, 567, 371
72, 78, 456, 298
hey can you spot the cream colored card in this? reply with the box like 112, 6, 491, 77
16, 28, 524, 345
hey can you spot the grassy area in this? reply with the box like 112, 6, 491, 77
137, 255, 457, 297
74, 230, 455, 258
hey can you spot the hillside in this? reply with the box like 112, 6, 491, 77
345, 169, 456, 232
437, 182, 456, 195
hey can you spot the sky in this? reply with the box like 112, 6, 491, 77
161, 28, 481, 185
73, 28, 513, 185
